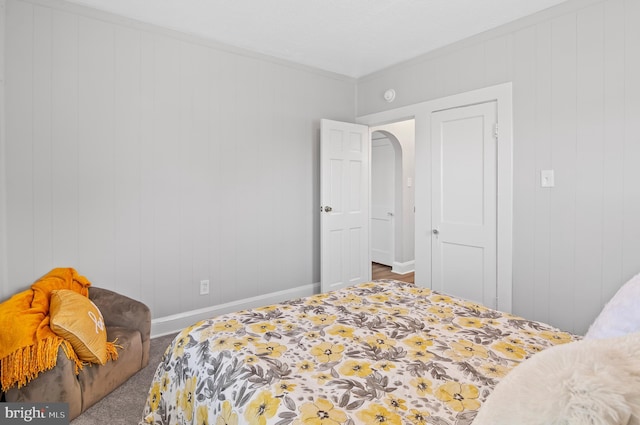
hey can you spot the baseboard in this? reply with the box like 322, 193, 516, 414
392, 260, 415, 275
151, 282, 320, 338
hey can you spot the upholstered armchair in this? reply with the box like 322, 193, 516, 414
2, 287, 151, 421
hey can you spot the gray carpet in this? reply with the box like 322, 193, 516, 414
71, 333, 177, 425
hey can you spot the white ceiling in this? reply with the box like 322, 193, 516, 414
65, 0, 568, 78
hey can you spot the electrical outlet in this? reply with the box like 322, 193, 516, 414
199, 280, 210, 295
541, 170, 555, 188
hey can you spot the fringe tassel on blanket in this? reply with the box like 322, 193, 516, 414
106, 339, 121, 362
1, 338, 123, 391
0, 336, 80, 392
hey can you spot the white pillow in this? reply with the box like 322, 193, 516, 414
472, 333, 640, 425
585, 272, 640, 339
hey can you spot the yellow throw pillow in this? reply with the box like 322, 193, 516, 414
49, 289, 108, 365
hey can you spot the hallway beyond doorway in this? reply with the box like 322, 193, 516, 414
371, 262, 414, 284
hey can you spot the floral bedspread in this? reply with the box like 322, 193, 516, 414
140, 280, 577, 425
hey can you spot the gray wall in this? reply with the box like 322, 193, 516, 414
3, 0, 639, 335
0, 0, 355, 319
358, 0, 640, 334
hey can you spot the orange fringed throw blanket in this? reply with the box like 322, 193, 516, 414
0, 268, 118, 391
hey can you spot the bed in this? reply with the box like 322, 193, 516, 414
140, 280, 578, 425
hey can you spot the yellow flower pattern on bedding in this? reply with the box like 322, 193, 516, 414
140, 280, 578, 425
298, 398, 346, 425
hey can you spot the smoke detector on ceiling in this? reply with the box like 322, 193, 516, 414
383, 89, 396, 103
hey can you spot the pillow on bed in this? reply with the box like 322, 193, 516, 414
471, 332, 640, 425
585, 272, 640, 339
50, 289, 108, 364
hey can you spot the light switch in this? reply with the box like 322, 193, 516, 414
407, 177, 413, 188
541, 170, 555, 188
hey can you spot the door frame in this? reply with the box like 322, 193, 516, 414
357, 83, 513, 312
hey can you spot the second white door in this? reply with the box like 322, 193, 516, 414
371, 136, 395, 266
431, 101, 498, 308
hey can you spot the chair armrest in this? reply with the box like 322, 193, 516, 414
88, 287, 151, 347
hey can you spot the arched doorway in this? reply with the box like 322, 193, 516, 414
370, 120, 415, 275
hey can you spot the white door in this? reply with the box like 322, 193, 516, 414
371, 137, 394, 266
320, 119, 370, 293
431, 101, 497, 307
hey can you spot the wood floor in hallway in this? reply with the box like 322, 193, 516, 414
371, 262, 414, 284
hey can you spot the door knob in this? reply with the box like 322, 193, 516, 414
324, 206, 333, 212
432, 229, 439, 235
